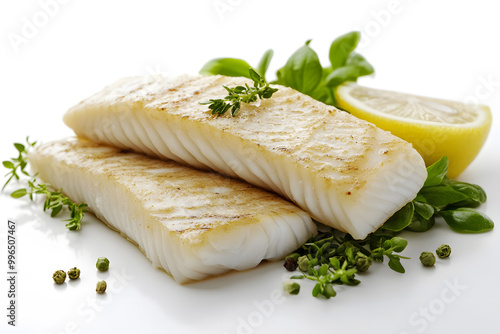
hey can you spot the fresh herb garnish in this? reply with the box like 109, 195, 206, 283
200, 31, 373, 107
199, 68, 278, 117
284, 228, 408, 299
2, 137, 36, 190
2, 139, 88, 230
284, 157, 493, 298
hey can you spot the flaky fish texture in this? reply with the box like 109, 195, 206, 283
64, 75, 427, 239
28, 138, 316, 283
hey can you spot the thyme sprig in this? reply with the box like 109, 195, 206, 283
3, 139, 87, 230
199, 68, 278, 117
2, 137, 36, 190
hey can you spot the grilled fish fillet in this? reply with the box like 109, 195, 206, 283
64, 75, 427, 239
28, 138, 316, 283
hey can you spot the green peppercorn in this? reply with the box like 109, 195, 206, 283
297, 255, 310, 272
420, 252, 436, 267
355, 253, 372, 272
96, 280, 107, 294
436, 244, 451, 259
52, 270, 66, 284
67, 267, 81, 280
283, 281, 300, 295
96, 257, 110, 272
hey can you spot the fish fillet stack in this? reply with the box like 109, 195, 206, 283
31, 74, 427, 282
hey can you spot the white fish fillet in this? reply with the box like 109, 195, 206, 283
28, 138, 316, 283
64, 75, 427, 239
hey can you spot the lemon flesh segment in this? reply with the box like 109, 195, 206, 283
335, 83, 492, 178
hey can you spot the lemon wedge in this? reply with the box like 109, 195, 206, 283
335, 83, 492, 178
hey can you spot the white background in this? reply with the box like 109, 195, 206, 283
1, 1, 499, 333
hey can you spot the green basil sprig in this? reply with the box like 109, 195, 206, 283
381, 156, 494, 234
199, 31, 373, 107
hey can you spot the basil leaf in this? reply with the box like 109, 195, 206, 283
439, 208, 494, 233
312, 283, 321, 297
319, 264, 329, 276
413, 201, 435, 220
417, 185, 469, 207
390, 237, 408, 252
199, 58, 253, 78
445, 199, 482, 209
345, 53, 374, 74
325, 66, 359, 87
405, 213, 435, 232
381, 202, 414, 231
256, 49, 273, 78
309, 67, 333, 104
423, 156, 448, 187
450, 182, 487, 204
388, 255, 405, 273
326, 52, 374, 87
329, 31, 360, 70
278, 40, 323, 95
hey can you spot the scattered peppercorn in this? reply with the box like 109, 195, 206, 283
283, 257, 298, 271
96, 257, 110, 272
419, 252, 436, 267
52, 270, 66, 284
436, 244, 451, 259
283, 281, 300, 295
68, 267, 81, 280
96, 280, 107, 294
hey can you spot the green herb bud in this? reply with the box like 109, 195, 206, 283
68, 267, 81, 280
436, 244, 451, 259
52, 270, 66, 284
283, 281, 300, 295
96, 280, 107, 294
419, 252, 436, 267
355, 253, 372, 272
297, 255, 310, 272
96, 257, 110, 272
